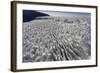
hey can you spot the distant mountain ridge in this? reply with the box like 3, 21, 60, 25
23, 10, 49, 22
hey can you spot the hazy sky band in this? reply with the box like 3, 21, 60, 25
37, 10, 91, 17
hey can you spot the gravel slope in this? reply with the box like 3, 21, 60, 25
23, 16, 91, 62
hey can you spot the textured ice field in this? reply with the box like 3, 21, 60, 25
23, 16, 91, 63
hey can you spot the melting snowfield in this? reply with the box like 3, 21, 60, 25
23, 16, 91, 63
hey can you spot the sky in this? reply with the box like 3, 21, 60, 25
37, 10, 91, 17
